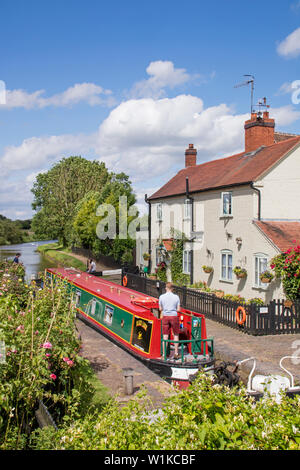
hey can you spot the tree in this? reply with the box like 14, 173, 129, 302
31, 157, 109, 245
72, 172, 138, 261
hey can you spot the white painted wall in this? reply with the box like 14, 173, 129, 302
258, 143, 300, 220
149, 186, 283, 302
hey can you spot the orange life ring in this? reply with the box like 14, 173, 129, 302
235, 306, 246, 325
122, 275, 128, 287
131, 297, 158, 309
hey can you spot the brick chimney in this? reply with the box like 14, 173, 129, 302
244, 111, 275, 153
185, 144, 197, 167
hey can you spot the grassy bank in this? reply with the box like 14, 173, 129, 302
37, 242, 86, 271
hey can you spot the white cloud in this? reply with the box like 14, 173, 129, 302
270, 105, 300, 127
1, 133, 97, 173
0, 82, 115, 109
129, 60, 198, 99
277, 27, 300, 58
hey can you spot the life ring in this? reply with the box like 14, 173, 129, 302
131, 297, 158, 309
235, 306, 246, 325
122, 275, 128, 287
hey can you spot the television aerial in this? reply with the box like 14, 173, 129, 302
234, 75, 255, 114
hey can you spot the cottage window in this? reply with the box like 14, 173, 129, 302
183, 250, 192, 275
221, 192, 232, 216
254, 253, 268, 288
221, 250, 233, 281
157, 203, 162, 221
156, 247, 164, 266
184, 199, 191, 220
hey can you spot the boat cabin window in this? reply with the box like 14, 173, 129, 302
75, 290, 81, 307
104, 304, 114, 325
91, 299, 96, 316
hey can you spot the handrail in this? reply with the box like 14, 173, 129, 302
161, 337, 214, 363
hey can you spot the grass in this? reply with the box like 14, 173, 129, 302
37, 242, 86, 271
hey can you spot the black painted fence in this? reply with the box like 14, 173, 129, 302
122, 271, 300, 336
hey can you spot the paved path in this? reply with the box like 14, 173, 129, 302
76, 319, 172, 408
205, 318, 300, 383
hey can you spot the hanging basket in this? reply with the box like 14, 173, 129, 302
260, 277, 271, 284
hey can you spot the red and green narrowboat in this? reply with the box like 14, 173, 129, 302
46, 267, 214, 388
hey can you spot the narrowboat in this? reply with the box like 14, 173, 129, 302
46, 267, 215, 388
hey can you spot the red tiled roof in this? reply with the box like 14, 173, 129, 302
274, 132, 300, 143
254, 220, 300, 252
149, 136, 300, 200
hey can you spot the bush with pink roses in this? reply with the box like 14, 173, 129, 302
0, 265, 95, 449
270, 241, 300, 300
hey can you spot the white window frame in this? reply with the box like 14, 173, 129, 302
184, 198, 191, 220
156, 247, 164, 267
221, 191, 233, 217
140, 240, 144, 265
183, 249, 192, 275
253, 253, 268, 288
156, 203, 162, 221
220, 250, 233, 282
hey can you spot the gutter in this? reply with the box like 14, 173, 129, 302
186, 177, 194, 285
145, 194, 151, 274
250, 182, 261, 220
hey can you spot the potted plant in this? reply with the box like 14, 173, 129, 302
143, 253, 151, 261
233, 266, 247, 279
202, 265, 213, 274
148, 273, 157, 280
260, 270, 274, 284
214, 290, 224, 298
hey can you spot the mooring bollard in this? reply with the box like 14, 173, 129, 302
122, 367, 134, 395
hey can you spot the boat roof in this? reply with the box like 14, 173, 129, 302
47, 267, 158, 317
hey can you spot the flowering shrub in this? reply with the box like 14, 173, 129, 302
271, 241, 300, 300
0, 266, 95, 449
31, 373, 300, 450
155, 261, 167, 282
0, 260, 29, 307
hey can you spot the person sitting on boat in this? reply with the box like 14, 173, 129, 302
159, 282, 180, 360
87, 259, 96, 273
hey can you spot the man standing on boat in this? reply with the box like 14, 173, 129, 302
159, 282, 180, 360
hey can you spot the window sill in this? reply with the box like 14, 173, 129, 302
219, 215, 233, 219
252, 285, 269, 291
219, 279, 234, 284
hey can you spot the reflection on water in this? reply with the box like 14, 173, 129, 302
0, 240, 58, 280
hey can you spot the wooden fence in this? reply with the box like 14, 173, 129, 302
123, 271, 300, 336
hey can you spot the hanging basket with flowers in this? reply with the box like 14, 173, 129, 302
202, 265, 213, 274
260, 270, 274, 284
233, 266, 247, 279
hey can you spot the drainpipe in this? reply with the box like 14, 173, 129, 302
250, 183, 261, 220
186, 177, 194, 285
145, 194, 152, 274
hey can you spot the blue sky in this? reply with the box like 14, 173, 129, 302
1, 0, 300, 219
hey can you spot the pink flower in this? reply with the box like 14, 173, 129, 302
63, 357, 69, 362
50, 373, 56, 380
16, 325, 24, 332
67, 360, 74, 367
45, 353, 51, 357
42, 342, 52, 349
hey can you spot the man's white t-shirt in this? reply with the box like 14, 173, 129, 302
159, 291, 180, 317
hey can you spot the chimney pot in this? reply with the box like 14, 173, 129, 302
244, 109, 275, 153
185, 144, 197, 167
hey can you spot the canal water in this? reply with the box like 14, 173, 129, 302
0, 240, 58, 280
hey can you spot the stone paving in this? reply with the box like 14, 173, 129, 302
76, 307, 300, 405
205, 318, 300, 383
76, 319, 173, 408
